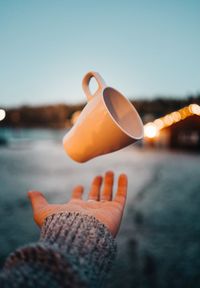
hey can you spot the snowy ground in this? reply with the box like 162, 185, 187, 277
0, 140, 200, 287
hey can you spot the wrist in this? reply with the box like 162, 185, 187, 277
40, 212, 116, 286
40, 212, 116, 252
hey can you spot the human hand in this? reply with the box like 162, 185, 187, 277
28, 171, 128, 237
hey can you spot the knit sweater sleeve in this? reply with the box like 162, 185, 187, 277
0, 212, 116, 288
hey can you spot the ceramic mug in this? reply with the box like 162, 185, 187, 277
63, 71, 144, 163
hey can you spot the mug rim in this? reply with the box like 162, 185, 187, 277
102, 87, 144, 140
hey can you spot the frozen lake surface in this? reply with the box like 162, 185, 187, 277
0, 133, 200, 287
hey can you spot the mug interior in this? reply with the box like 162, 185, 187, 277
103, 87, 144, 139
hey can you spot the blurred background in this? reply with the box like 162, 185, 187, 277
0, 1, 200, 287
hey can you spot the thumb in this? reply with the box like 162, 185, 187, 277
28, 190, 48, 213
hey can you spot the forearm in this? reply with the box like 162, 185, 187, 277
0, 212, 116, 288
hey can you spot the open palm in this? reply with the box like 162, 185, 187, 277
28, 171, 128, 237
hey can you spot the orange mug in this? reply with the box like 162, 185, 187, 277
63, 71, 144, 163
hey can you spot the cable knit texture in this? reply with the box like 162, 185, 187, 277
0, 212, 116, 288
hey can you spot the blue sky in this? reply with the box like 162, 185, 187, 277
0, 0, 200, 107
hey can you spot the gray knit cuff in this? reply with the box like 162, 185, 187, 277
40, 212, 117, 286
2, 212, 116, 288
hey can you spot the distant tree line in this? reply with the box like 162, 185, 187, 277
1, 95, 200, 128
0, 103, 85, 128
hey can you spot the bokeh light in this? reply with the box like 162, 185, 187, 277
144, 123, 158, 138
189, 104, 200, 115
0, 109, 6, 121
145, 103, 200, 134
171, 111, 181, 122
154, 119, 164, 129
163, 114, 173, 126
71, 111, 81, 125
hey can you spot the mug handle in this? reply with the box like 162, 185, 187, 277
82, 71, 107, 101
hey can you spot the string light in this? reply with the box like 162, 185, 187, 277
163, 114, 173, 126
144, 104, 200, 139
189, 104, 200, 115
154, 118, 164, 129
144, 122, 159, 138
171, 111, 181, 122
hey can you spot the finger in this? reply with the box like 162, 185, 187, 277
114, 174, 128, 208
88, 176, 102, 201
71, 185, 84, 199
28, 191, 48, 212
101, 171, 114, 201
